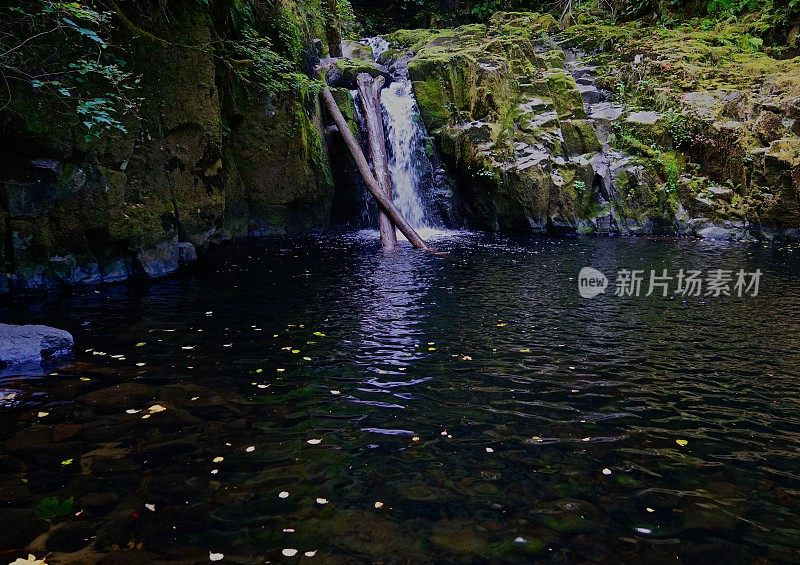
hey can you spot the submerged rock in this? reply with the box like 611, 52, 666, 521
0, 323, 74, 368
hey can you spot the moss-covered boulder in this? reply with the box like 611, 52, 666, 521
397, 12, 605, 232
0, 0, 345, 290
565, 20, 800, 230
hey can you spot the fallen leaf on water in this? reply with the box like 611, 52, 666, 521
496, 323, 507, 327
313, 331, 326, 337
213, 456, 224, 463
330, 390, 341, 395
145, 503, 155, 512
307, 439, 322, 445
126, 409, 140, 414
61, 459, 73, 466
412, 436, 420, 442
147, 404, 166, 414
646, 507, 655, 513
181, 346, 194, 350
279, 491, 289, 499
514, 537, 527, 544
676, 439, 689, 447
602, 468, 612, 475
282, 549, 298, 557
209, 552, 223, 561
135, 342, 146, 347
374, 501, 384, 509
485, 447, 494, 453
304, 550, 317, 557
316, 498, 328, 505
37, 412, 49, 418
519, 348, 531, 353
246, 446, 255, 452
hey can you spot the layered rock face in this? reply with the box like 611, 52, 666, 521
0, 0, 338, 292
390, 12, 799, 237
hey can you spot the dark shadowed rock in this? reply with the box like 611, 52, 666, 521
45, 522, 95, 552
0, 508, 49, 549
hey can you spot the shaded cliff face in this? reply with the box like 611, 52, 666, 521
0, 0, 340, 292
390, 12, 800, 238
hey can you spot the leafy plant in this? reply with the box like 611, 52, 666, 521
0, 1, 140, 140
663, 110, 691, 149
35, 496, 75, 521
229, 26, 321, 100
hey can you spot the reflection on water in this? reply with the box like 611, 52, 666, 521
1, 234, 800, 562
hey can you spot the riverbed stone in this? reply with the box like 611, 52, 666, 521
45, 522, 95, 552
0, 508, 49, 549
0, 324, 74, 368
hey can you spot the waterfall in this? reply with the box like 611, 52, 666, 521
382, 81, 429, 228
361, 37, 438, 231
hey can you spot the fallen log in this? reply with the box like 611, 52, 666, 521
318, 72, 430, 252
356, 73, 397, 249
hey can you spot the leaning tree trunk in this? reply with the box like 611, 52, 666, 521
356, 73, 397, 249
317, 74, 430, 252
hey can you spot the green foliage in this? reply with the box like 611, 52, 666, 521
35, 496, 75, 521
229, 27, 321, 100
659, 151, 682, 194
662, 110, 691, 149
338, 0, 360, 38
707, 0, 757, 16
471, 0, 503, 20
0, 1, 140, 141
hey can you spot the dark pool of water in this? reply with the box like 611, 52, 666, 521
2, 233, 800, 563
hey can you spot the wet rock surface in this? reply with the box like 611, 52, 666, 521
0, 324, 74, 369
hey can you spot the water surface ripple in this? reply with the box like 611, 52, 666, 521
1, 234, 800, 562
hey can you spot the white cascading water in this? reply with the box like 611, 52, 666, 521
362, 37, 432, 230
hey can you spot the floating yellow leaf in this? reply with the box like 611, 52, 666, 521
61, 459, 73, 466
676, 439, 689, 447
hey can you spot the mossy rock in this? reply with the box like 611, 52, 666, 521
327, 59, 388, 89
561, 119, 601, 156
545, 71, 586, 120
